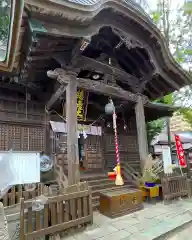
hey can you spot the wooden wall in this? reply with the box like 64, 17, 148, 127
0, 90, 48, 152
85, 135, 103, 170
103, 117, 140, 173
53, 116, 140, 173
54, 133, 103, 172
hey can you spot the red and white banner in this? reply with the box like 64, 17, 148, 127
175, 135, 187, 167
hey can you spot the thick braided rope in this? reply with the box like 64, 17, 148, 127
113, 113, 120, 165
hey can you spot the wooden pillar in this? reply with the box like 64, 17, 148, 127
135, 95, 148, 172
66, 73, 80, 185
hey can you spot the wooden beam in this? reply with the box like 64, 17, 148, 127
66, 73, 80, 185
160, 71, 181, 90
135, 96, 149, 172
46, 85, 66, 110
56, 74, 139, 103
71, 56, 140, 91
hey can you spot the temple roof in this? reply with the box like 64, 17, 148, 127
0, 0, 191, 121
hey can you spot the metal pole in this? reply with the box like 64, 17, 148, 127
166, 117, 171, 147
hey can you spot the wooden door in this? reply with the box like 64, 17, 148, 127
85, 135, 103, 170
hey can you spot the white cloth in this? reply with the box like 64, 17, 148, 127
0, 151, 40, 198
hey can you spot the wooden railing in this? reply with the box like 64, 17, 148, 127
161, 173, 189, 201
20, 182, 93, 239
121, 162, 141, 188
0, 184, 45, 207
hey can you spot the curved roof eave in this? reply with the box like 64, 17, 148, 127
25, 0, 192, 87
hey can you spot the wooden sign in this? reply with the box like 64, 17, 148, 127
77, 89, 84, 121
175, 135, 187, 167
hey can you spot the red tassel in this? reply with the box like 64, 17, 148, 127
108, 172, 116, 180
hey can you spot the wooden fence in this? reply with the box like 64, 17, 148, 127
0, 183, 53, 207
20, 182, 93, 239
161, 173, 189, 201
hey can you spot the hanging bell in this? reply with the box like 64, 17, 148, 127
105, 102, 115, 115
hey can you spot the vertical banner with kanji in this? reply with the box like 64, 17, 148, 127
175, 135, 187, 167
76, 89, 89, 121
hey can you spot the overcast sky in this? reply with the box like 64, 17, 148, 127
143, 0, 185, 11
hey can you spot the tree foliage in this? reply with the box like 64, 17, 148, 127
0, 0, 11, 46
147, 119, 165, 145
178, 108, 192, 127
141, 0, 192, 143
138, 0, 192, 145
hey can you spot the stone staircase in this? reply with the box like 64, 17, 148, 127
80, 171, 138, 210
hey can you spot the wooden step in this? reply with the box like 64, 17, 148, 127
80, 172, 107, 182
87, 178, 111, 186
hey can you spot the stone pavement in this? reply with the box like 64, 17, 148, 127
64, 199, 192, 240
164, 222, 192, 240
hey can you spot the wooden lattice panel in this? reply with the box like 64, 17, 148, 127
86, 135, 103, 169
0, 124, 8, 150
8, 125, 22, 150
104, 132, 140, 171
28, 127, 45, 151
104, 134, 138, 153
0, 123, 46, 151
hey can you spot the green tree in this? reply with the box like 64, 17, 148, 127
178, 108, 192, 127
0, 0, 11, 46
146, 0, 192, 133
147, 119, 165, 145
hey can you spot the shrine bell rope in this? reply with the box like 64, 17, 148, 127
111, 99, 124, 186
113, 112, 120, 165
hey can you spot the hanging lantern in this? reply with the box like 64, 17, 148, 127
105, 101, 115, 115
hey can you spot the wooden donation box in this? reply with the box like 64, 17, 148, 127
99, 188, 143, 218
